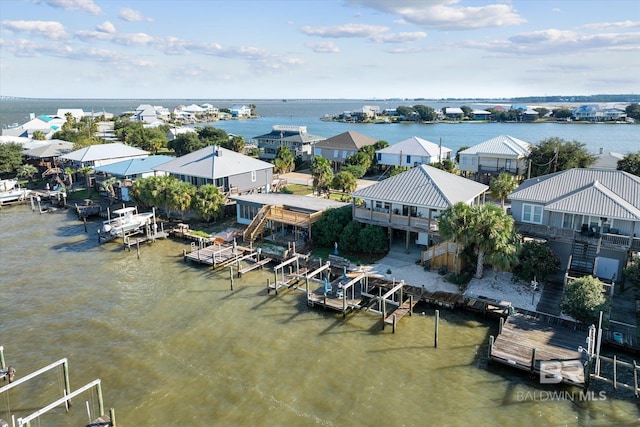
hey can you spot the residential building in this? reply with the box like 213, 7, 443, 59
252, 125, 325, 161
93, 155, 173, 201
313, 131, 378, 170
509, 169, 640, 284
471, 109, 492, 121
231, 193, 349, 244
230, 105, 252, 117
444, 107, 464, 120
573, 105, 601, 122
457, 135, 531, 179
23, 140, 74, 171
1, 114, 65, 139
351, 165, 488, 250
60, 143, 149, 168
375, 136, 452, 168
153, 145, 274, 195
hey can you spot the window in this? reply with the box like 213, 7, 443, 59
314, 148, 321, 156
562, 213, 575, 229
462, 156, 467, 165
377, 153, 381, 161
406, 155, 411, 164
471, 157, 477, 165
251, 170, 257, 182
334, 150, 339, 158
342, 150, 348, 158
522, 204, 543, 224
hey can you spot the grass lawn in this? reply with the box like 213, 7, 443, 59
310, 247, 386, 266
281, 184, 314, 195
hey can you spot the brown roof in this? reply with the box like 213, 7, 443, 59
314, 131, 378, 150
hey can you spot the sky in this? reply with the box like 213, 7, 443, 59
0, 0, 639, 99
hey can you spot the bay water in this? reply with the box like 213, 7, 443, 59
1, 205, 639, 426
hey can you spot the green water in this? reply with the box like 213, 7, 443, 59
1, 205, 638, 426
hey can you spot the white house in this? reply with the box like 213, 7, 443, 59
375, 136, 452, 167
230, 105, 252, 118
457, 135, 531, 178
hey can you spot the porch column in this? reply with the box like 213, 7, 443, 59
405, 230, 410, 253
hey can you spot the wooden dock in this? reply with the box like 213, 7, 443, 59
489, 314, 587, 386
383, 296, 419, 328
184, 242, 251, 269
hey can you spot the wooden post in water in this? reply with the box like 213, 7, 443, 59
392, 314, 396, 334
434, 309, 439, 348
530, 348, 536, 374
136, 240, 140, 259
409, 295, 413, 316
63, 359, 71, 410
634, 360, 638, 397
499, 317, 504, 335
267, 278, 271, 295
83, 217, 87, 232
0, 345, 5, 369
613, 355, 617, 389
488, 335, 494, 358
96, 380, 105, 419
229, 266, 234, 290
110, 408, 117, 427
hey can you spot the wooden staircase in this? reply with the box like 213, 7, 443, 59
243, 205, 272, 243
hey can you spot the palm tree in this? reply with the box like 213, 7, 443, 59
100, 177, 118, 200
468, 204, 518, 279
193, 184, 225, 221
17, 164, 38, 182
78, 166, 93, 196
332, 171, 357, 193
273, 146, 295, 174
170, 181, 196, 220
310, 156, 333, 196
438, 202, 474, 273
64, 167, 75, 188
32, 130, 46, 140
489, 173, 518, 209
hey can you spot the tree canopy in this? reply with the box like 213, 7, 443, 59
625, 103, 640, 121
561, 276, 607, 324
310, 156, 333, 196
0, 142, 24, 175
489, 173, 518, 208
617, 151, 640, 176
528, 137, 596, 177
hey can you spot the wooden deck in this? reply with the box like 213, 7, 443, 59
490, 314, 587, 386
184, 243, 251, 268
383, 296, 419, 326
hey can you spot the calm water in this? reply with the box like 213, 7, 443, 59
1, 205, 639, 426
1, 98, 638, 155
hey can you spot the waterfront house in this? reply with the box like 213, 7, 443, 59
312, 131, 378, 171
1, 114, 65, 139
231, 193, 349, 244
23, 140, 74, 171
572, 105, 601, 122
167, 126, 197, 141
252, 125, 325, 161
444, 107, 464, 120
133, 104, 170, 123
351, 165, 488, 251
60, 143, 149, 168
93, 155, 173, 201
230, 105, 252, 118
471, 109, 492, 121
375, 136, 452, 168
457, 135, 531, 179
153, 145, 274, 196
508, 168, 640, 284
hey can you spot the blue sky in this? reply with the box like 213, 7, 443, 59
1, 0, 639, 99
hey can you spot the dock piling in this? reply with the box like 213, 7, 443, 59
488, 335, 494, 358
434, 309, 439, 348
0, 345, 5, 369
530, 348, 536, 374
499, 317, 504, 334
229, 266, 234, 290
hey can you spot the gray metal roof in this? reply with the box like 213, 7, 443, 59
154, 145, 273, 179
230, 193, 348, 213
23, 140, 74, 158
510, 169, 640, 220
459, 135, 531, 157
376, 136, 452, 157
61, 143, 149, 162
351, 165, 488, 209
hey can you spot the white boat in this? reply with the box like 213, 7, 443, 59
0, 178, 31, 205
102, 206, 155, 238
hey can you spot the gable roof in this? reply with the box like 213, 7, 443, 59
61, 143, 149, 162
93, 155, 174, 177
314, 131, 377, 151
459, 135, 531, 157
23, 140, 74, 158
230, 193, 348, 213
509, 169, 640, 220
376, 136, 452, 157
154, 145, 273, 179
351, 165, 488, 209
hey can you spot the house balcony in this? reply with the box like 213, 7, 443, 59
515, 222, 640, 251
478, 165, 520, 176
354, 206, 439, 234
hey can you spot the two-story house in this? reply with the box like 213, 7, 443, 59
313, 131, 378, 171
351, 165, 488, 252
457, 135, 531, 180
252, 125, 325, 161
509, 168, 640, 284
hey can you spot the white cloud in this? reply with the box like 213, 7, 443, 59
300, 23, 389, 38
370, 31, 427, 43
1, 20, 68, 40
119, 7, 153, 22
28, 0, 101, 15
346, 0, 526, 30
582, 20, 640, 31
306, 41, 340, 53
96, 21, 115, 34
